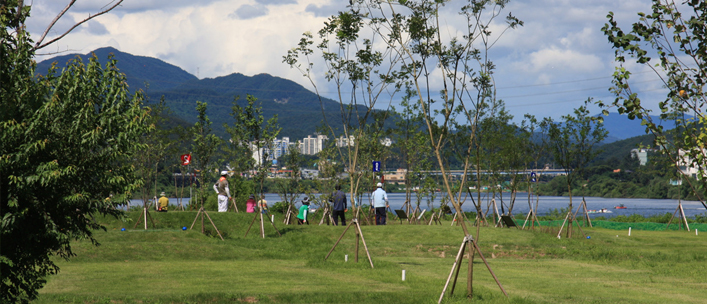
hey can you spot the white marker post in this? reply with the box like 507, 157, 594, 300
696, 229, 698, 236
345, 254, 348, 262
628, 227, 631, 236
402, 270, 406, 281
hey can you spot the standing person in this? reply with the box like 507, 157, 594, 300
330, 185, 347, 226
297, 197, 311, 225
213, 171, 231, 212
372, 182, 389, 225
258, 194, 268, 214
246, 195, 257, 213
158, 192, 169, 212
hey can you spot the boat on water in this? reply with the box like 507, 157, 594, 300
614, 204, 627, 209
588, 208, 612, 214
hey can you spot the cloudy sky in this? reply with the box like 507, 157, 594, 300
25, 0, 667, 121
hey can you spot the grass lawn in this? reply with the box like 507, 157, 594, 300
34, 211, 707, 303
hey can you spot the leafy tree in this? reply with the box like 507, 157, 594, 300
545, 101, 608, 237
226, 95, 280, 197
286, 0, 522, 297
190, 101, 223, 210
602, 0, 707, 208
391, 95, 433, 217
1, 2, 147, 301
284, 11, 395, 218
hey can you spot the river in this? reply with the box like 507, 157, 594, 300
129, 192, 707, 218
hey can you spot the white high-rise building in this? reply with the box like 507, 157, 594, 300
251, 137, 291, 166
336, 135, 355, 147
301, 134, 328, 155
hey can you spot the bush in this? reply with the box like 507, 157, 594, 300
270, 201, 289, 214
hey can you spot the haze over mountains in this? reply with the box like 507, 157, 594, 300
36, 47, 672, 142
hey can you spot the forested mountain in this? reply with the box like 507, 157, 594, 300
36, 47, 365, 139
35, 47, 197, 93
35, 47, 681, 142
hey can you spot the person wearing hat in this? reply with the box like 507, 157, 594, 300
157, 192, 169, 212
297, 197, 311, 225
372, 182, 389, 225
213, 171, 232, 212
246, 194, 257, 213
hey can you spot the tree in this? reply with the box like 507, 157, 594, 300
226, 95, 280, 197
391, 95, 433, 218
545, 101, 608, 238
190, 101, 222, 210
602, 0, 707, 208
1, 2, 148, 301
286, 0, 522, 297
285, 20, 395, 218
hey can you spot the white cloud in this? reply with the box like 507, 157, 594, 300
25, 0, 667, 121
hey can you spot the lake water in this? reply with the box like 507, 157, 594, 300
130, 192, 707, 218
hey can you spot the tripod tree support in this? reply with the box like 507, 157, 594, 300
245, 208, 282, 238
324, 219, 373, 268
439, 235, 507, 303
189, 206, 224, 241
133, 207, 156, 230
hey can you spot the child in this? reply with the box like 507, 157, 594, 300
297, 197, 311, 225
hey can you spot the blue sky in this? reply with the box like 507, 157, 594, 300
26, 0, 668, 122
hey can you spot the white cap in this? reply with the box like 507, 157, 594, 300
221, 170, 228, 176
376, 182, 382, 188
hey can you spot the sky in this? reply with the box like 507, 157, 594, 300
25, 0, 669, 122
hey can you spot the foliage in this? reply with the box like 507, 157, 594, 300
0, 2, 150, 301
544, 101, 608, 236
190, 101, 223, 209
602, 0, 707, 206
226, 94, 280, 196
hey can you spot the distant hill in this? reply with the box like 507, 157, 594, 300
599, 112, 689, 143
35, 47, 371, 139
149, 72, 355, 139
35, 47, 198, 93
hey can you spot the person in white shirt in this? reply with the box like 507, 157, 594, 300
213, 171, 231, 212
372, 182, 388, 225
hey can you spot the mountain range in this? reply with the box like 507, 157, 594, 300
35, 47, 671, 142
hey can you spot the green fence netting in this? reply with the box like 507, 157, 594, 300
514, 219, 707, 231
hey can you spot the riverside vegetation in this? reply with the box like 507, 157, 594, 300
35, 211, 707, 304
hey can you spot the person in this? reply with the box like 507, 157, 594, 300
372, 182, 389, 225
258, 194, 268, 214
157, 192, 169, 212
297, 197, 311, 225
213, 171, 231, 212
246, 195, 256, 213
330, 185, 347, 226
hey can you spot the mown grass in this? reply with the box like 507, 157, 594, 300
34, 211, 707, 303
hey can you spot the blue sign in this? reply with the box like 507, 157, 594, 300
372, 161, 381, 172
530, 171, 536, 182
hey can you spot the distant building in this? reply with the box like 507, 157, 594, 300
336, 135, 355, 147
678, 148, 706, 180
383, 169, 407, 183
251, 137, 290, 166
630, 148, 652, 166
301, 134, 328, 155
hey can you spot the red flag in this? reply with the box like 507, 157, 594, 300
180, 154, 191, 166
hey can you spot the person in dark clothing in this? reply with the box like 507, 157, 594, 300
330, 185, 347, 226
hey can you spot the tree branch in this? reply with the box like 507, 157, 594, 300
33, 0, 124, 51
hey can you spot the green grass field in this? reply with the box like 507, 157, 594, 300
34, 211, 707, 303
